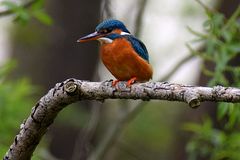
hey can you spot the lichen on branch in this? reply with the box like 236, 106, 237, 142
4, 78, 240, 160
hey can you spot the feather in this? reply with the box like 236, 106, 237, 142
125, 36, 149, 62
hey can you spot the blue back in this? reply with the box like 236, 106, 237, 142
105, 34, 149, 62
126, 36, 149, 62
96, 19, 130, 33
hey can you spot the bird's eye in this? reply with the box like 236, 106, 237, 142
102, 29, 108, 34
99, 28, 112, 34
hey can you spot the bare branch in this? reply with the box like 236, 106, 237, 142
4, 78, 240, 159
89, 1, 148, 158
100, 0, 112, 20
87, 101, 146, 160
87, 52, 197, 160
71, 103, 101, 160
134, 0, 147, 37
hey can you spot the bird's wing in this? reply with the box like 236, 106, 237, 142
126, 35, 149, 62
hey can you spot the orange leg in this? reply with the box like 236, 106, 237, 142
112, 79, 120, 87
126, 77, 137, 87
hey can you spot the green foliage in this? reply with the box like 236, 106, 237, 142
186, 5, 240, 160
188, 6, 240, 87
1, 0, 52, 25
0, 61, 35, 157
184, 118, 240, 160
123, 101, 184, 159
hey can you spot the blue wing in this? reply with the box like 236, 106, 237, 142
126, 35, 149, 62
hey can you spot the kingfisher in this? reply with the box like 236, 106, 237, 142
77, 19, 153, 87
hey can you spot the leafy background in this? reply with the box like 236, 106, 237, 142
0, 0, 240, 160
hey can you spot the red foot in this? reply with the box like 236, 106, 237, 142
112, 79, 120, 87
126, 77, 137, 87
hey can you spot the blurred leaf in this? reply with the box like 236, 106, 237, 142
1, 1, 31, 24
203, 19, 211, 31
183, 122, 203, 133
30, 0, 53, 25
187, 26, 208, 38
222, 6, 240, 30
1, 0, 53, 26
228, 43, 240, 53
14, 9, 31, 25
32, 10, 53, 25
1, 1, 19, 11
30, 0, 44, 10
0, 61, 16, 80
0, 61, 41, 157
222, 30, 233, 42
217, 103, 228, 120
186, 5, 240, 160
226, 104, 240, 129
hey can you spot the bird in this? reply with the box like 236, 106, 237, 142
77, 19, 153, 87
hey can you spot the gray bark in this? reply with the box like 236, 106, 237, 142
4, 78, 240, 160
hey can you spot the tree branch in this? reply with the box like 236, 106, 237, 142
89, 1, 148, 158
4, 78, 240, 159
88, 52, 197, 159
134, 0, 147, 37
100, 0, 112, 20
71, 103, 101, 160
160, 54, 195, 82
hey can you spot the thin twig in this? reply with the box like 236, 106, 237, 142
87, 102, 147, 160
160, 54, 195, 82
134, 0, 147, 37
222, 5, 240, 30
71, 103, 101, 160
195, 0, 215, 14
100, 0, 112, 20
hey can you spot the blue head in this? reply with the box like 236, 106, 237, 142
96, 19, 130, 34
77, 19, 130, 42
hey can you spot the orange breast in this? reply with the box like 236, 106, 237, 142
100, 38, 153, 81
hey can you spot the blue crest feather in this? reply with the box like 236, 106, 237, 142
96, 19, 130, 33
97, 19, 149, 62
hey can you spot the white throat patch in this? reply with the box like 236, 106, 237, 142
97, 32, 131, 44
120, 31, 131, 35
97, 37, 113, 44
